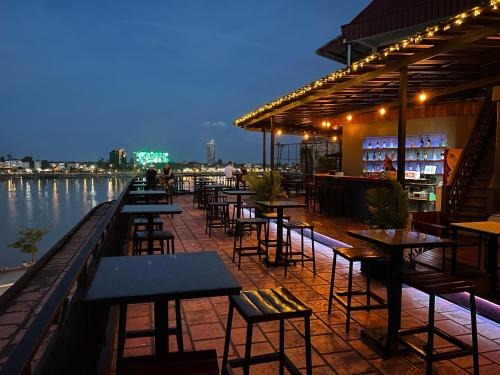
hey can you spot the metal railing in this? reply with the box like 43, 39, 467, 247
0, 179, 133, 375
447, 94, 496, 217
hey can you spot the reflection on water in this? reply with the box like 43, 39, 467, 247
0, 177, 128, 267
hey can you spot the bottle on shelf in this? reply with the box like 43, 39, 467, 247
423, 150, 428, 161
427, 137, 431, 147
382, 139, 386, 148
389, 139, 394, 148
378, 151, 382, 160
440, 137, 444, 147
440, 150, 445, 160
368, 141, 372, 149
420, 137, 424, 147
416, 151, 420, 160
409, 165, 413, 171
416, 164, 421, 173
410, 138, 414, 148
376, 141, 380, 148
409, 151, 413, 161
365, 151, 369, 161
432, 150, 437, 160
372, 152, 376, 160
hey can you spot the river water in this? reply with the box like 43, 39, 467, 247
0, 177, 129, 268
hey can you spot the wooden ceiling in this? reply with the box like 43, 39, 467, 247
234, 4, 500, 135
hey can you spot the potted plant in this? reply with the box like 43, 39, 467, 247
9, 227, 48, 264
363, 179, 410, 281
245, 171, 286, 215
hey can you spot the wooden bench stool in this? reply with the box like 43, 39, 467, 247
328, 247, 388, 333
222, 287, 312, 375
400, 272, 479, 375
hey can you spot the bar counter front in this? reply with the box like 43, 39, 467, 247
314, 174, 392, 221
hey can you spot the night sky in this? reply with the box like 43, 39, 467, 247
0, 0, 370, 163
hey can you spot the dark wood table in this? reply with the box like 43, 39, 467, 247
256, 200, 306, 266
347, 229, 455, 354
451, 221, 500, 292
129, 190, 166, 203
83, 252, 241, 356
121, 204, 183, 254
224, 190, 255, 219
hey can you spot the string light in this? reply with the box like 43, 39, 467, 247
304, 133, 309, 140
347, 114, 353, 121
379, 107, 387, 116
418, 92, 427, 102
234, 2, 492, 126
277, 129, 282, 135
332, 136, 338, 142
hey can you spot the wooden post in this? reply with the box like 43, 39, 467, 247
488, 87, 500, 211
262, 128, 267, 171
397, 68, 407, 184
270, 117, 275, 171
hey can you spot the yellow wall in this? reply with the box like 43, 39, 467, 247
342, 115, 477, 175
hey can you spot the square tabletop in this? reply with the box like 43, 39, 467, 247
84, 252, 241, 303
255, 200, 306, 209
129, 190, 166, 196
348, 229, 455, 248
451, 221, 500, 236
121, 204, 183, 215
224, 190, 255, 195
204, 184, 225, 189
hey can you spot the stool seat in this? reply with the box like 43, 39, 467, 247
261, 212, 291, 220
333, 247, 388, 262
283, 220, 313, 230
223, 287, 313, 375
235, 218, 267, 225
230, 288, 312, 323
403, 271, 476, 294
135, 230, 175, 240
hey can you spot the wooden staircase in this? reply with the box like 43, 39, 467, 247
447, 94, 497, 221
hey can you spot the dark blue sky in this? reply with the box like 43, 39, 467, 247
0, 0, 369, 162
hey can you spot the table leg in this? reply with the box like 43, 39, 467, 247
385, 248, 403, 355
147, 213, 154, 255
154, 301, 168, 354
276, 208, 284, 262
236, 195, 242, 219
451, 227, 458, 275
487, 234, 498, 293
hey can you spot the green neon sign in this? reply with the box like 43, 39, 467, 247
134, 151, 170, 166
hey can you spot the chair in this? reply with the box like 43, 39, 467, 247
222, 287, 312, 375
232, 218, 267, 270
283, 220, 316, 277
133, 230, 175, 255
328, 247, 388, 333
399, 272, 479, 375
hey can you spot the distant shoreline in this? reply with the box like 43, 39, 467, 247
0, 172, 135, 179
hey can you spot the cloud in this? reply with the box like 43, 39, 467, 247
201, 120, 227, 128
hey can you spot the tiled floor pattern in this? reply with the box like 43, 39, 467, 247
114, 195, 500, 374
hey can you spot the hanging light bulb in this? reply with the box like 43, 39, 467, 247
379, 107, 387, 116
418, 92, 427, 102
277, 129, 282, 135
332, 136, 338, 142
347, 114, 353, 122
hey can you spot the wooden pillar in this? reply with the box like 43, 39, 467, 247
270, 117, 275, 171
397, 68, 408, 184
488, 87, 500, 211
262, 128, 267, 171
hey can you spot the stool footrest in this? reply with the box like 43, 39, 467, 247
227, 353, 301, 375
332, 291, 387, 311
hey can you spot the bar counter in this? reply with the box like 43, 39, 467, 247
314, 173, 391, 221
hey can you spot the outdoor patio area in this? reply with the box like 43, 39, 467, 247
111, 194, 500, 375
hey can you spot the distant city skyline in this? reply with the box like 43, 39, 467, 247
0, 1, 370, 162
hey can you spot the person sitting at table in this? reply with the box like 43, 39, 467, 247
145, 165, 158, 188
224, 161, 236, 178
161, 163, 175, 191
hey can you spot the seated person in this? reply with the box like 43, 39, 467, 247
145, 165, 158, 188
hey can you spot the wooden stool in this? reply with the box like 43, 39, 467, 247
232, 218, 267, 270
222, 287, 312, 375
133, 230, 175, 255
283, 221, 316, 277
205, 202, 229, 237
328, 247, 388, 333
400, 272, 479, 375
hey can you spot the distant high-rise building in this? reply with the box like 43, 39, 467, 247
207, 140, 215, 164
109, 148, 127, 170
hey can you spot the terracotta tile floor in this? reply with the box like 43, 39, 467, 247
113, 195, 500, 374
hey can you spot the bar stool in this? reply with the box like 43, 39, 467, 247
232, 218, 267, 270
222, 287, 312, 375
133, 230, 175, 255
328, 247, 388, 333
132, 218, 163, 233
400, 272, 479, 375
283, 221, 316, 277
205, 201, 229, 237
258, 212, 291, 260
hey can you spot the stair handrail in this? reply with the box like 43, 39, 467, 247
447, 93, 496, 217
